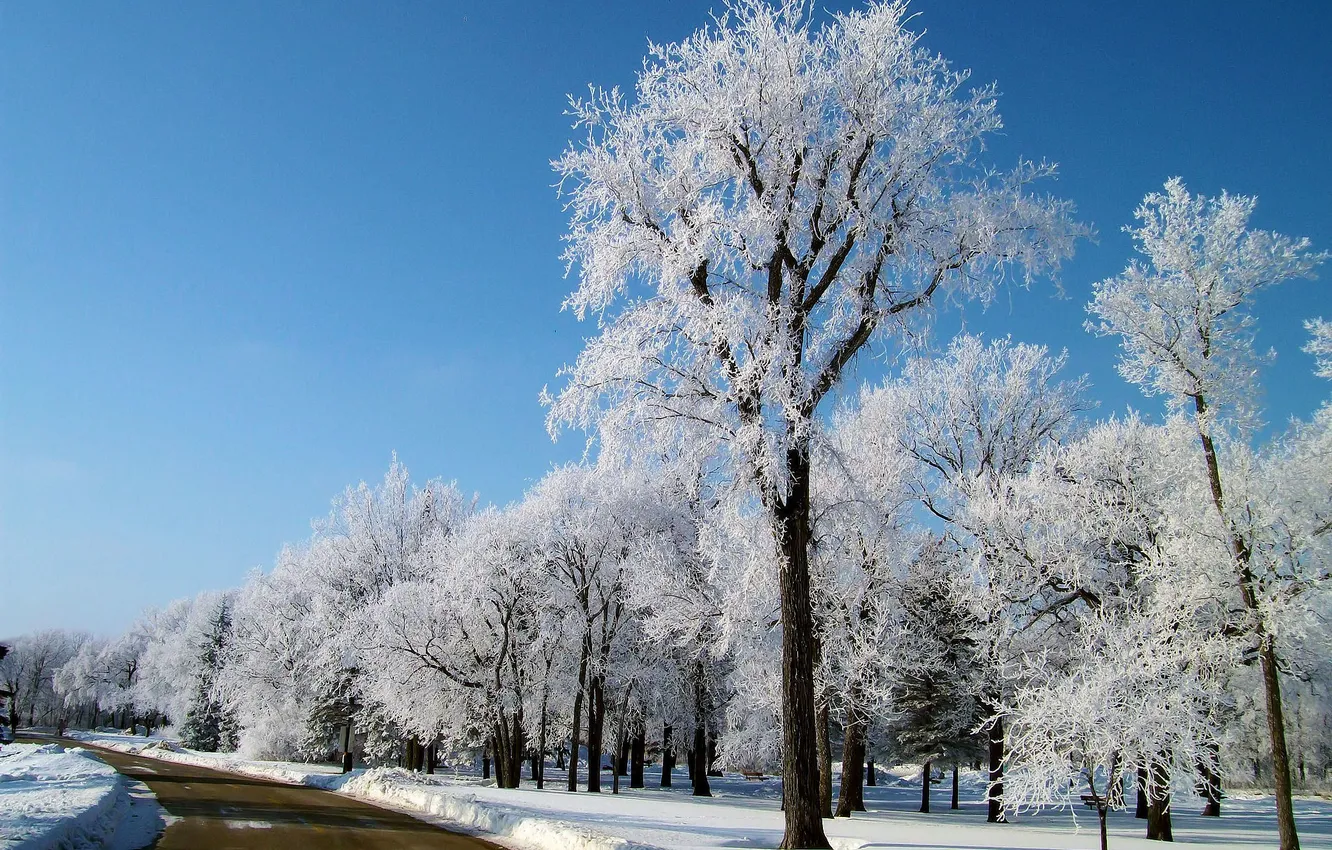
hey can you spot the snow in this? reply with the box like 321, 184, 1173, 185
65, 731, 1332, 850
0, 741, 163, 850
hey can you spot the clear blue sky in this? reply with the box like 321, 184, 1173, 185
3, 1, 1329, 635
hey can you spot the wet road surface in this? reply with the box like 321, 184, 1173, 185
53, 738, 502, 849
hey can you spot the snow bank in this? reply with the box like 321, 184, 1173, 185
338, 768, 659, 850
0, 742, 133, 850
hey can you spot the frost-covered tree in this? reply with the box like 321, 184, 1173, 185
547, 2, 1082, 841
361, 503, 559, 786
178, 593, 239, 752
525, 463, 656, 793
988, 416, 1239, 845
222, 457, 469, 761
853, 333, 1088, 821
1088, 178, 1326, 850
886, 540, 986, 814
1, 629, 87, 730
55, 634, 141, 729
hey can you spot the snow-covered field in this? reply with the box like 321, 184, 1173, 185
65, 731, 1332, 850
0, 741, 162, 850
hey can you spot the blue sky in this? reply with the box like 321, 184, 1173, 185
3, 1, 1329, 635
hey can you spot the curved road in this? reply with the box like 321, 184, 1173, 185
54, 739, 502, 849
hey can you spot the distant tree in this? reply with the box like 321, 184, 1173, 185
180, 594, 238, 752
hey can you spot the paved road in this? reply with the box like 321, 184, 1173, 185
42, 738, 502, 849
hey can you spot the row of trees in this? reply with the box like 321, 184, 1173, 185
3, 5, 1327, 850
7, 297, 1329, 847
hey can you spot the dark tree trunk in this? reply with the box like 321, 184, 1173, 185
920, 761, 931, 813
952, 763, 960, 809
692, 659, 712, 796
1136, 767, 1149, 819
536, 673, 550, 789
1195, 414, 1299, 850
556, 745, 565, 772
1146, 756, 1173, 841
987, 715, 1006, 823
773, 446, 831, 848
834, 705, 866, 817
692, 722, 712, 796
1258, 641, 1299, 850
587, 675, 606, 793
612, 687, 631, 795
1199, 743, 1221, 817
866, 756, 875, 787
426, 741, 436, 775
631, 723, 646, 789
661, 723, 674, 788
493, 712, 525, 789
815, 701, 832, 818
483, 744, 491, 780
568, 632, 591, 791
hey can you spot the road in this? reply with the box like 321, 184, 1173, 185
40, 737, 503, 849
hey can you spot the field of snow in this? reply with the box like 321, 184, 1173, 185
67, 731, 1332, 850
0, 741, 162, 850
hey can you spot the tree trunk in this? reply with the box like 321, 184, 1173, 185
1258, 641, 1299, 849
556, 745, 565, 772
774, 446, 831, 849
483, 744, 491, 780
536, 672, 550, 789
815, 701, 832, 818
612, 686, 631, 795
919, 761, 931, 813
692, 721, 712, 796
1146, 755, 1173, 842
1089, 773, 1109, 850
834, 705, 866, 817
631, 722, 645, 789
587, 674, 606, 793
1199, 742, 1221, 817
692, 660, 712, 796
661, 724, 674, 788
987, 715, 1006, 823
866, 756, 875, 787
952, 763, 960, 810
1195, 413, 1298, 850
493, 711, 525, 789
707, 732, 722, 777
1136, 767, 1149, 819
568, 631, 591, 791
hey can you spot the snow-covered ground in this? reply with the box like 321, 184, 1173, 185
0, 741, 163, 850
66, 731, 1332, 850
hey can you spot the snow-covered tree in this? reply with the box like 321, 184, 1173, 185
221, 457, 469, 761
361, 505, 545, 787
547, 2, 1083, 840
2, 630, 88, 730
1088, 178, 1326, 850
852, 333, 1089, 821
